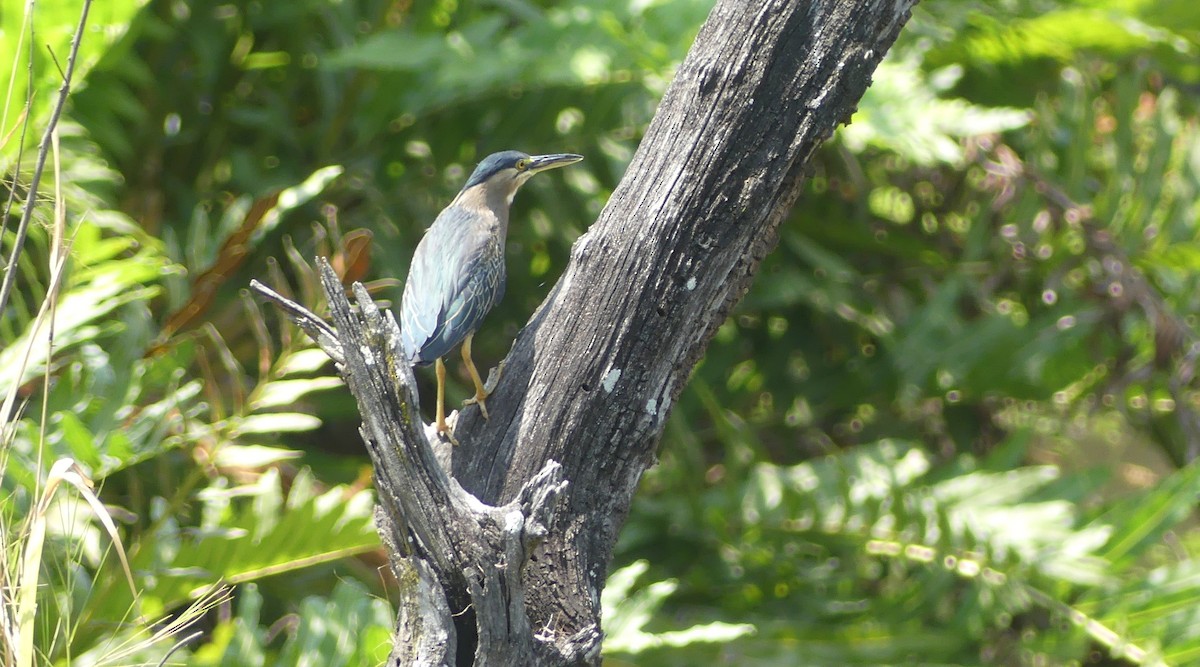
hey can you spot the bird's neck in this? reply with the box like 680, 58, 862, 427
452, 184, 512, 238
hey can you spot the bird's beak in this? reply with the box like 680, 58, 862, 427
527, 153, 584, 174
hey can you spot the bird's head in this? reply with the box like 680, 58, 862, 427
461, 150, 583, 204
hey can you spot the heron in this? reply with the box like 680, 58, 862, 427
400, 150, 583, 442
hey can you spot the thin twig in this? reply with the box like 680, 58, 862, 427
154, 630, 202, 667
44, 45, 66, 82
0, 0, 94, 317
247, 279, 343, 364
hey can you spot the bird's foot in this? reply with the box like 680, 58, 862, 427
463, 360, 506, 420
435, 413, 459, 446
463, 392, 489, 420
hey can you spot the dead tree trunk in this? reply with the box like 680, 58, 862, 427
255, 0, 915, 664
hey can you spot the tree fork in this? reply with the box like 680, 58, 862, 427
254, 0, 915, 664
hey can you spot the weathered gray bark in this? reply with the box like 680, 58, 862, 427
255, 0, 915, 664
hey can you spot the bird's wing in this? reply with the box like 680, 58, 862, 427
400, 211, 504, 364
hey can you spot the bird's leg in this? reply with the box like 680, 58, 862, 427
460, 332, 491, 420
434, 357, 458, 445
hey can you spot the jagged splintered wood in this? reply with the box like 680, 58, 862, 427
252, 268, 572, 664
253, 0, 915, 664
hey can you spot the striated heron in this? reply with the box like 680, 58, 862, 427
400, 150, 583, 442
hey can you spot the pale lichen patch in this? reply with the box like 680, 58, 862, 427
602, 368, 621, 393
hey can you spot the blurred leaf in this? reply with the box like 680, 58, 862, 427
235, 412, 323, 435
0, 228, 164, 397
0, 0, 146, 160
603, 561, 755, 656
123, 469, 378, 619
843, 52, 1031, 164
274, 579, 394, 666
1093, 460, 1200, 568
251, 377, 343, 410
211, 444, 304, 468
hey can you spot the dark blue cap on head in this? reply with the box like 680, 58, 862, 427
463, 151, 530, 190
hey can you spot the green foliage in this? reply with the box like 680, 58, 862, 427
0, 0, 146, 161
118, 468, 378, 621
617, 3, 1200, 665
623, 435, 1200, 664
603, 560, 755, 655
844, 51, 1032, 165
5, 0, 1200, 664
2, 84, 359, 661
914, 0, 1200, 103
161, 581, 391, 666
0, 218, 164, 399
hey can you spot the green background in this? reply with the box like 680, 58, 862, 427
3, 0, 1200, 664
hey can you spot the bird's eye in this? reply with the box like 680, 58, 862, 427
515, 158, 530, 171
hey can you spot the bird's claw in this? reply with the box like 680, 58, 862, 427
463, 393, 489, 420
463, 360, 506, 420
435, 412, 460, 446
